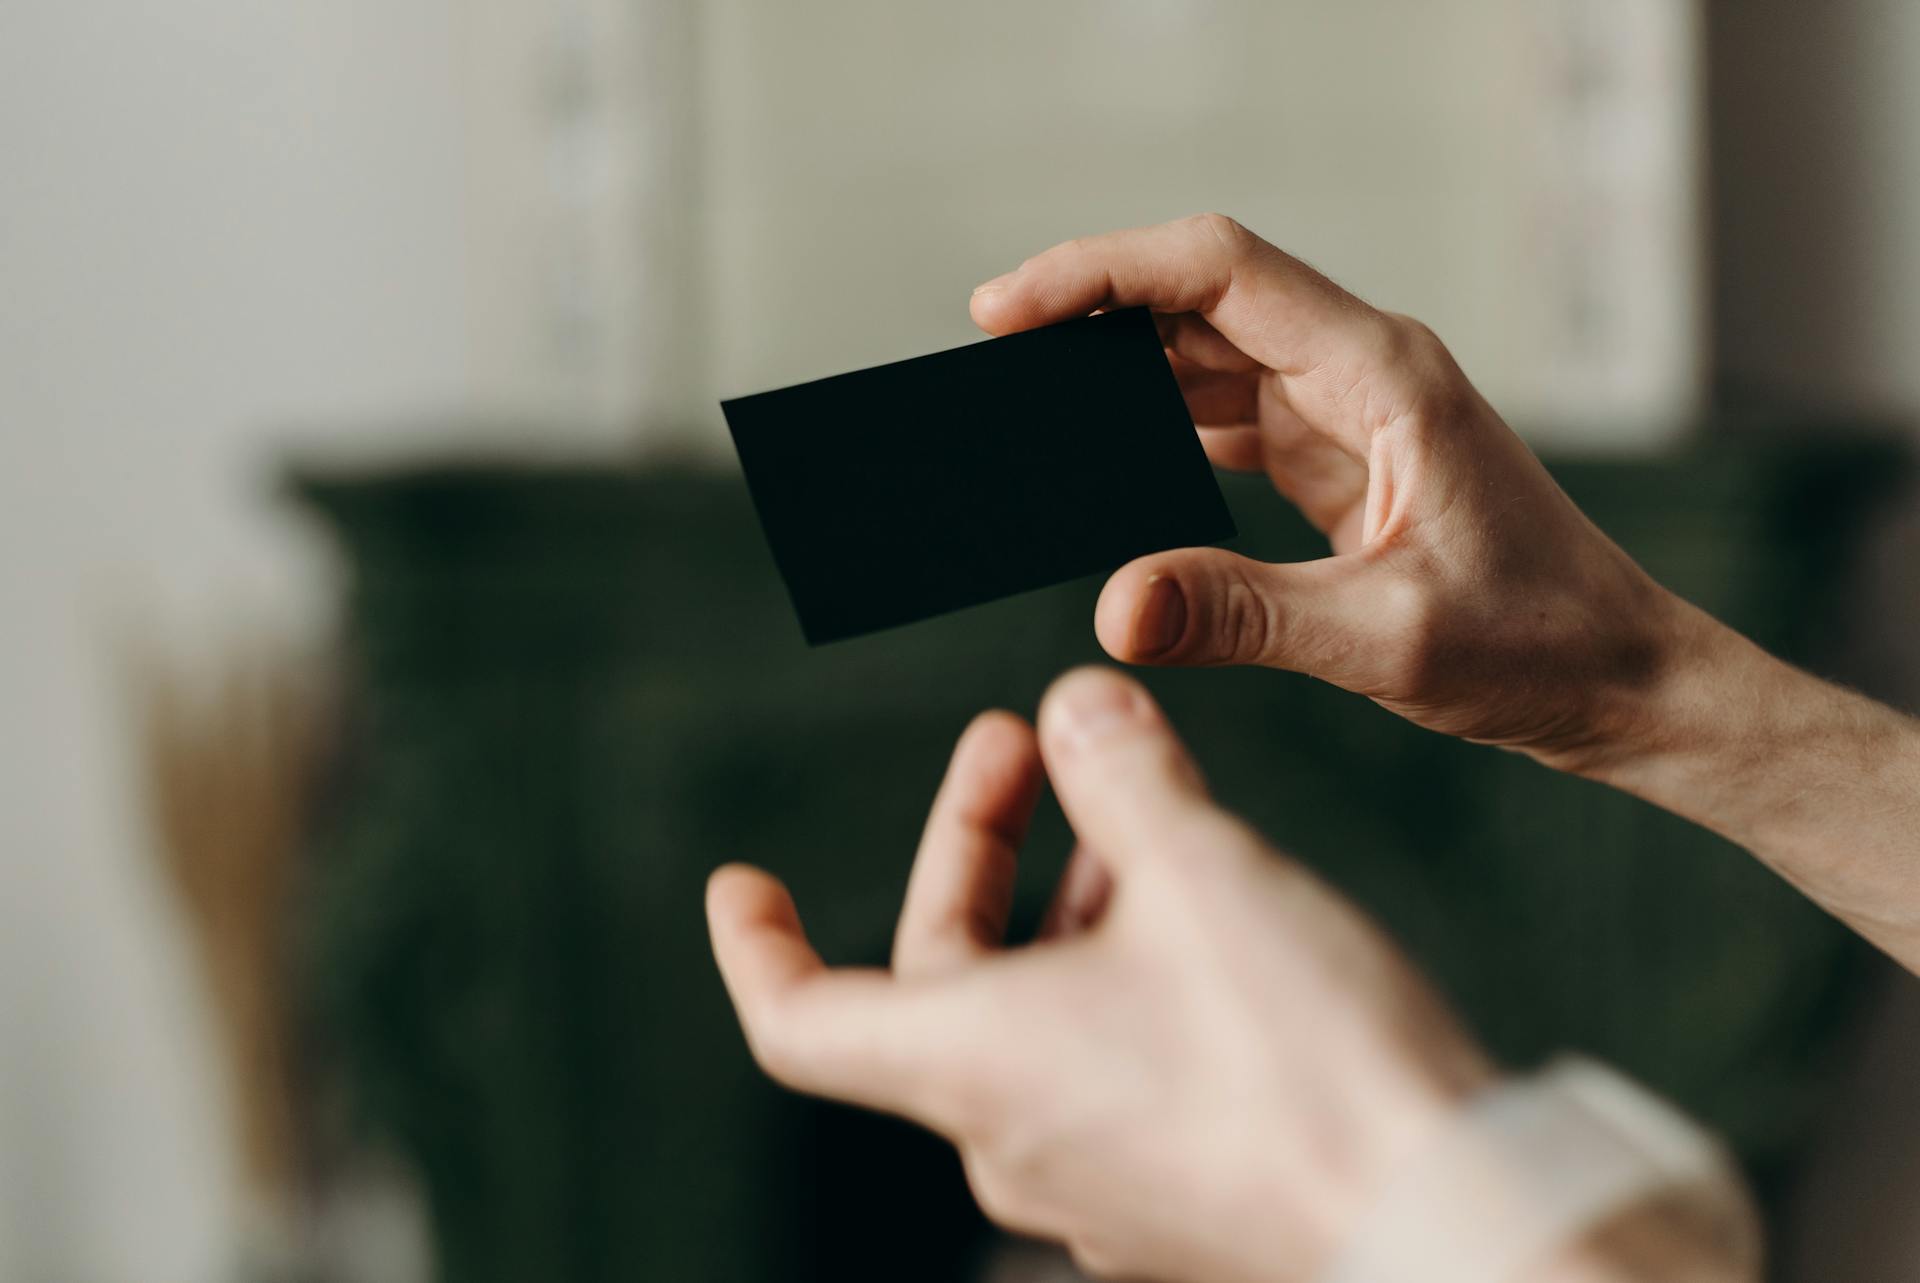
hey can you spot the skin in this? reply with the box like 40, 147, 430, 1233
709, 671, 1748, 1282
710, 669, 1496, 1282
709, 213, 1920, 1278
968, 213, 1920, 971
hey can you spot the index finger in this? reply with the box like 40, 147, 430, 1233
892, 711, 1044, 978
968, 213, 1391, 386
706, 863, 977, 1131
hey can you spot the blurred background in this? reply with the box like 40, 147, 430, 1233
4, 0, 1920, 1279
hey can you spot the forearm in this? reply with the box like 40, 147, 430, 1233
1572, 596, 1920, 970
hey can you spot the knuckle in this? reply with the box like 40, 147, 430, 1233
1188, 210, 1249, 251
743, 1005, 808, 1086
1382, 575, 1452, 682
1383, 312, 1446, 360
914, 1042, 1003, 1141
1382, 313, 1451, 372
1216, 572, 1281, 665
930, 1071, 997, 1141
1067, 1239, 1130, 1280
962, 1156, 1024, 1229
745, 1029, 795, 1085
1378, 313, 1474, 426
962, 1116, 1054, 1212
969, 1109, 1039, 1175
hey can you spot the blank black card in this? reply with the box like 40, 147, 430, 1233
721, 307, 1236, 644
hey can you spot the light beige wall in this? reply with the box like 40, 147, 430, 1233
10, 2, 1919, 1277
696, 0, 1705, 447
1711, 0, 1920, 418
0, 2, 599, 1277
1711, 6, 1920, 1279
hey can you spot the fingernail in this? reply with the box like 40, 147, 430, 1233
1054, 673, 1139, 749
1134, 574, 1187, 659
971, 273, 1014, 297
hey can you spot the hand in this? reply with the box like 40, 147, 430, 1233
972, 216, 1920, 973
971, 214, 1697, 770
708, 668, 1493, 1282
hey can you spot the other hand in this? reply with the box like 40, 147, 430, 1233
707, 668, 1492, 1282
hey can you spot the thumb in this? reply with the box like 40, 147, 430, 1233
1096, 548, 1391, 682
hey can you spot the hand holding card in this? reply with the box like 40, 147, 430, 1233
721, 307, 1235, 644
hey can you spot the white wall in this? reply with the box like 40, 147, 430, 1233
697, 0, 1705, 447
0, 1, 660, 1276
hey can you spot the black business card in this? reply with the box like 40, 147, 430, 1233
721, 307, 1236, 644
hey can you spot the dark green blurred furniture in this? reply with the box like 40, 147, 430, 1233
294, 440, 1902, 1282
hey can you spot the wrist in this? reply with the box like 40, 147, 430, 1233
1225, 1049, 1497, 1283
1528, 591, 1783, 792
1317, 1057, 1761, 1283
1527, 593, 1920, 962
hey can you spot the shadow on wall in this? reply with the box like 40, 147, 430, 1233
1709, 0, 1920, 416
1709, 9, 1920, 1279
